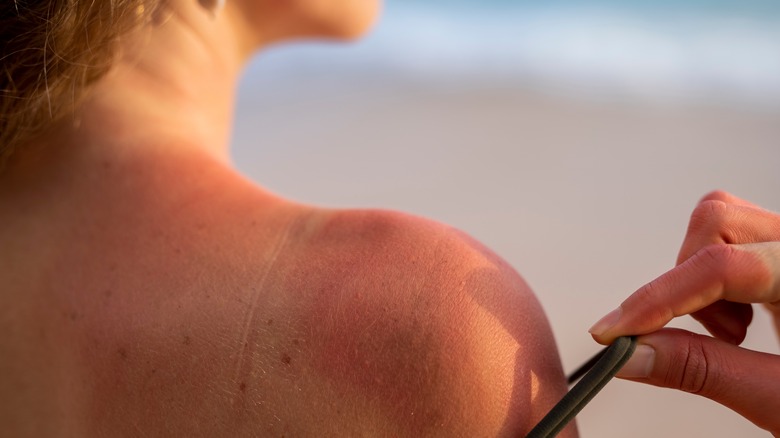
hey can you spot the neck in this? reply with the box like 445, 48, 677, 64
1, 1, 248, 190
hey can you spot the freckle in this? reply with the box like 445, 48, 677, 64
104, 290, 112, 299
281, 353, 292, 365
239, 382, 247, 392
292, 339, 299, 346
183, 335, 191, 346
267, 319, 273, 326
117, 348, 128, 360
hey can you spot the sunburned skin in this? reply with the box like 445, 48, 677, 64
0, 148, 576, 437
290, 211, 571, 435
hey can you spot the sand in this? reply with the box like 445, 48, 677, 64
232, 75, 780, 437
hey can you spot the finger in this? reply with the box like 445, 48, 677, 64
698, 190, 760, 209
766, 304, 780, 344
616, 329, 780, 435
590, 242, 780, 343
691, 300, 753, 345
677, 198, 780, 265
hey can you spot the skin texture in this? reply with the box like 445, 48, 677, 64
0, 0, 575, 436
590, 191, 780, 436
0, 149, 572, 436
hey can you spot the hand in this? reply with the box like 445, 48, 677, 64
589, 191, 780, 435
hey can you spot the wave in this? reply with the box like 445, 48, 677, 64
243, 1, 780, 108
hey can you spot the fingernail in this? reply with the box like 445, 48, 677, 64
588, 307, 622, 337
616, 345, 655, 378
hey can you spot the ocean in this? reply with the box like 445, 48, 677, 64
241, 0, 780, 108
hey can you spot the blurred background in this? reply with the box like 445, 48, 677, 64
231, 0, 780, 436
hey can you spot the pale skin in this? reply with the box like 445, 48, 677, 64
590, 190, 780, 436
0, 1, 575, 436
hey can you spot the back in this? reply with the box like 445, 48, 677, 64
0, 151, 575, 437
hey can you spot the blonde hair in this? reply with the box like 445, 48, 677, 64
0, 1, 161, 166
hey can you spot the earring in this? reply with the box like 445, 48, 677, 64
198, 0, 225, 16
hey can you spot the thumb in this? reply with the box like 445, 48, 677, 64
616, 328, 780, 435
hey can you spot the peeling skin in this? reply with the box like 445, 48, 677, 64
0, 151, 573, 437
296, 221, 465, 433
278, 210, 573, 436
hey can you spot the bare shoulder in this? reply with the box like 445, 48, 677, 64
269, 208, 572, 437
0, 174, 572, 437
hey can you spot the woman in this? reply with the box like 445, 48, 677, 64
0, 1, 574, 436
3, 2, 778, 437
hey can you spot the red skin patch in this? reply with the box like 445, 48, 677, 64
287, 210, 512, 434
293, 210, 572, 435
19, 169, 569, 437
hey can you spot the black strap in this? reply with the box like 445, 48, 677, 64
525, 336, 637, 438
